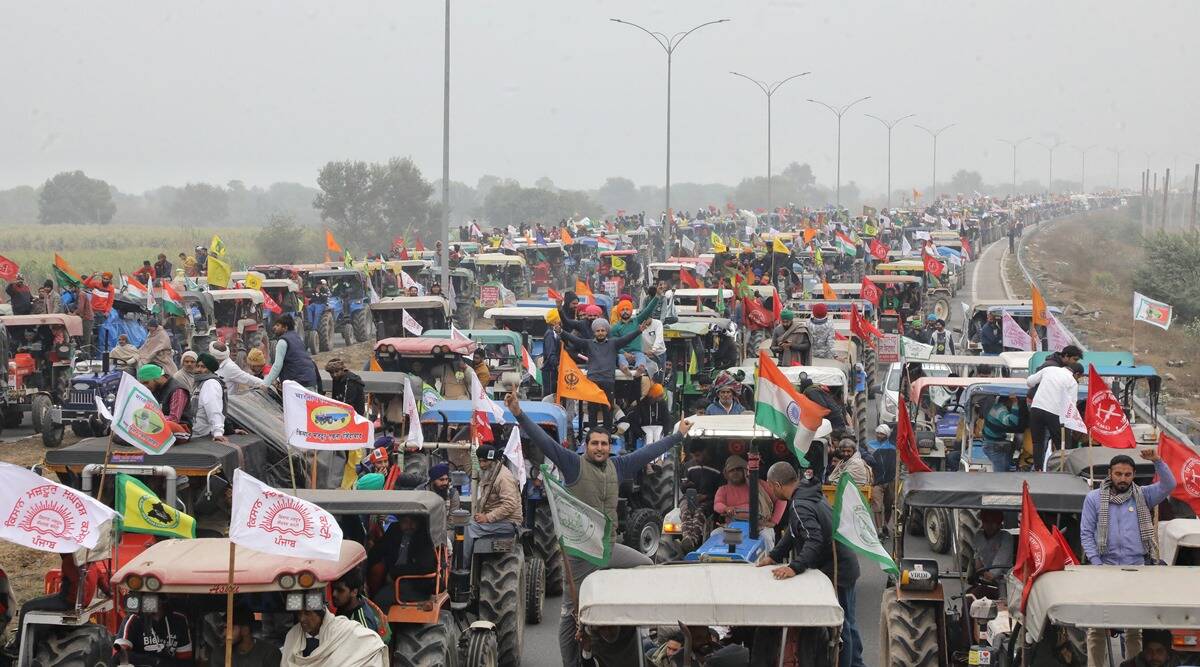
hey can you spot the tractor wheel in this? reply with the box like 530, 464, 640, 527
531, 504, 563, 595
352, 308, 371, 343
854, 391, 869, 447
403, 452, 428, 478
318, 311, 334, 352
89, 417, 110, 438
31, 623, 113, 667
864, 348, 877, 398
42, 422, 65, 449
462, 627, 499, 667
2, 406, 21, 429
642, 456, 676, 516
71, 421, 93, 438
623, 508, 662, 558
392, 610, 460, 667
955, 509, 982, 575
523, 555, 546, 625
477, 551, 525, 667
906, 508, 925, 537
340, 323, 354, 348
31, 395, 48, 433
305, 330, 319, 355
925, 507, 951, 554
880, 588, 940, 667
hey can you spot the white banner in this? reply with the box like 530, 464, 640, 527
0, 463, 117, 553
400, 270, 424, 295
402, 378, 423, 446
281, 380, 374, 450
111, 372, 178, 456
503, 426, 527, 490
900, 336, 933, 361
402, 309, 423, 336
1001, 311, 1032, 351
229, 469, 342, 561
1046, 313, 1073, 352
832, 475, 898, 575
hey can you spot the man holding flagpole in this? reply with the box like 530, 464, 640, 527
505, 392, 692, 667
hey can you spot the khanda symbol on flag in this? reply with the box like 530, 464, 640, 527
115, 473, 196, 539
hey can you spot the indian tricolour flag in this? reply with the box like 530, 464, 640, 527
834, 231, 857, 256
832, 475, 899, 576
53, 254, 83, 289
754, 351, 829, 466
123, 275, 149, 302
522, 346, 541, 385
157, 280, 185, 316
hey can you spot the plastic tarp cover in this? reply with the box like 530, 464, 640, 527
97, 309, 147, 353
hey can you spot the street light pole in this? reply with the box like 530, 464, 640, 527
997, 137, 1031, 198
913, 123, 955, 201
611, 17, 729, 256
1036, 139, 1063, 195
864, 113, 915, 210
808, 96, 871, 207
1074, 144, 1097, 193
439, 0, 451, 293
729, 71, 810, 214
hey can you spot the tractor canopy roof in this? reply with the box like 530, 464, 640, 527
484, 307, 553, 321
473, 253, 526, 267
579, 564, 842, 628
726, 364, 846, 388
374, 337, 476, 356
307, 269, 368, 281
1029, 350, 1134, 369
0, 314, 84, 336
423, 329, 523, 349
900, 472, 1090, 513
260, 278, 300, 292
1158, 519, 1200, 566
207, 289, 264, 303
421, 399, 568, 436
370, 296, 451, 314
863, 274, 922, 284
293, 489, 446, 547
1045, 446, 1159, 479
908, 377, 1024, 404
685, 413, 833, 441
352, 371, 420, 395
1019, 565, 1200, 642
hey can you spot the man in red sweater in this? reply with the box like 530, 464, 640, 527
713, 455, 778, 550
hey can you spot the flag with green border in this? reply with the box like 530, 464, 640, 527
832, 474, 899, 576
540, 464, 612, 566
115, 473, 196, 539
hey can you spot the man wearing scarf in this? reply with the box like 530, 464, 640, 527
1080, 449, 1175, 666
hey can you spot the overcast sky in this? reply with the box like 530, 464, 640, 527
2, 1, 1196, 197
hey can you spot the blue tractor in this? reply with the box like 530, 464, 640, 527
303, 269, 372, 351
53, 355, 125, 439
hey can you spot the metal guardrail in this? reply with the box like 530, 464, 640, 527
1012, 210, 1198, 447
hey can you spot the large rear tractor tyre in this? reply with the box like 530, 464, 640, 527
642, 456, 675, 516
925, 507, 951, 554
462, 628, 499, 667
305, 330, 319, 355
880, 588, 940, 667
523, 556, 546, 625
623, 508, 662, 558
403, 452, 428, 478
906, 508, 925, 537
955, 509, 982, 575
318, 311, 334, 352
932, 298, 951, 323
392, 610, 459, 667
31, 395, 49, 433
31, 623, 114, 667
854, 392, 869, 447
864, 348, 877, 399
531, 504, 563, 595
477, 551, 525, 667
352, 308, 371, 343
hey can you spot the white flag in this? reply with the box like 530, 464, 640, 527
900, 336, 933, 361
1132, 291, 1172, 330
1001, 311, 1033, 351
900, 235, 913, 256
499, 284, 517, 306
466, 365, 506, 424
402, 378, 423, 446
680, 235, 696, 253
832, 475, 898, 576
1062, 398, 1087, 434
0, 463, 117, 553
229, 469, 342, 561
1046, 313, 1073, 352
400, 270, 424, 295
503, 426, 527, 490
281, 380, 375, 450
111, 372, 177, 456
450, 325, 470, 342
401, 309, 423, 336
446, 275, 457, 313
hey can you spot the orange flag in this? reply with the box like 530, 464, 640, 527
821, 281, 837, 300
560, 228, 574, 245
575, 280, 594, 299
557, 346, 610, 406
1031, 285, 1049, 327
325, 230, 342, 253
803, 228, 817, 245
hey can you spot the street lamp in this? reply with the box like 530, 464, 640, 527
729, 71, 810, 214
864, 112, 915, 210
997, 137, 1031, 198
1036, 139, 1064, 195
808, 96, 871, 206
1074, 144, 1097, 193
611, 17, 730, 255
913, 123, 955, 201
439, 0, 451, 293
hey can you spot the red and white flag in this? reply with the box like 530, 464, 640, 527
860, 277, 881, 307
896, 398, 933, 473
1158, 434, 1200, 515
281, 380, 374, 450
1013, 481, 1070, 611
467, 365, 506, 444
868, 239, 889, 261
1001, 311, 1032, 350
922, 244, 945, 277
229, 469, 342, 561
0, 254, 18, 282
1084, 366, 1136, 448
261, 289, 282, 315
0, 463, 117, 553
1045, 313, 1073, 352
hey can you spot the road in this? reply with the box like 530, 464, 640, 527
520, 237, 1012, 666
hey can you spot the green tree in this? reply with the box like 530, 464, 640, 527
37, 170, 117, 225
255, 213, 313, 263
948, 170, 985, 195
314, 157, 438, 250
169, 183, 230, 226
595, 177, 637, 214
483, 184, 602, 226
1135, 231, 1200, 322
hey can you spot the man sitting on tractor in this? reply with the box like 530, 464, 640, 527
209, 606, 281, 667
464, 444, 524, 562
970, 510, 1014, 596
116, 598, 193, 664
712, 455, 777, 550
367, 514, 438, 607
332, 568, 390, 645
281, 607, 386, 666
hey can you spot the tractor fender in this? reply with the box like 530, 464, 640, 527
468, 620, 497, 632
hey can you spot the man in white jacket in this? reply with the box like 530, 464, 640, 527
209, 341, 265, 393
282, 608, 386, 667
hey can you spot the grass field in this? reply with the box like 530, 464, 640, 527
0, 224, 266, 284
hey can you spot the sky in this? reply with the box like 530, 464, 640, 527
2, 0, 1197, 197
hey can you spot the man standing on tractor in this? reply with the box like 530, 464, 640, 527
463, 444, 524, 562
4, 274, 32, 315
116, 598, 194, 663
554, 316, 650, 430
261, 314, 320, 391
506, 392, 693, 667
772, 310, 812, 367
209, 341, 265, 393
137, 364, 191, 429
190, 353, 228, 443
325, 358, 365, 415
83, 271, 115, 318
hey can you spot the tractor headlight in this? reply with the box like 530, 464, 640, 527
141, 594, 160, 614
144, 576, 162, 592
285, 593, 303, 611
124, 594, 140, 612
304, 590, 325, 611
105, 393, 116, 404
277, 573, 296, 589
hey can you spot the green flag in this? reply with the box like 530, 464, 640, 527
540, 464, 612, 566
832, 475, 898, 576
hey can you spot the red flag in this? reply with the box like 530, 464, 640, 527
261, 289, 283, 315
771, 287, 782, 324
547, 287, 563, 301
398, 246, 410, 260
1084, 366, 1136, 448
869, 238, 889, 261
415, 238, 426, 252
1051, 526, 1079, 566
923, 249, 945, 277
1014, 481, 1070, 611
959, 236, 972, 260
679, 269, 700, 289
850, 304, 883, 349
742, 297, 775, 330
860, 277, 881, 307
472, 411, 494, 443
896, 398, 933, 473
1158, 434, 1200, 515
0, 254, 18, 282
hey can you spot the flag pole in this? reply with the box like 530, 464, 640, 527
94, 433, 117, 503
224, 540, 236, 666
310, 451, 318, 490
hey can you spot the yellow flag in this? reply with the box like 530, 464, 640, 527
558, 346, 610, 406
115, 473, 195, 539
243, 273, 262, 290
209, 234, 227, 257
688, 347, 698, 375
772, 236, 790, 254
710, 231, 727, 253
814, 247, 824, 267
611, 256, 627, 271
207, 254, 232, 288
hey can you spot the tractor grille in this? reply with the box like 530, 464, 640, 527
69, 388, 95, 408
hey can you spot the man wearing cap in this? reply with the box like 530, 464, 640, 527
325, 358, 365, 415
136, 318, 178, 374
83, 271, 115, 317
712, 455, 776, 551
808, 303, 835, 360
505, 392, 692, 667
206, 341, 264, 394
864, 424, 897, 535
137, 364, 192, 429
554, 316, 649, 430
609, 287, 659, 370
190, 353, 228, 443
772, 310, 811, 367
4, 274, 32, 315
262, 315, 320, 390
464, 444, 523, 562
173, 351, 198, 391
705, 385, 745, 415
